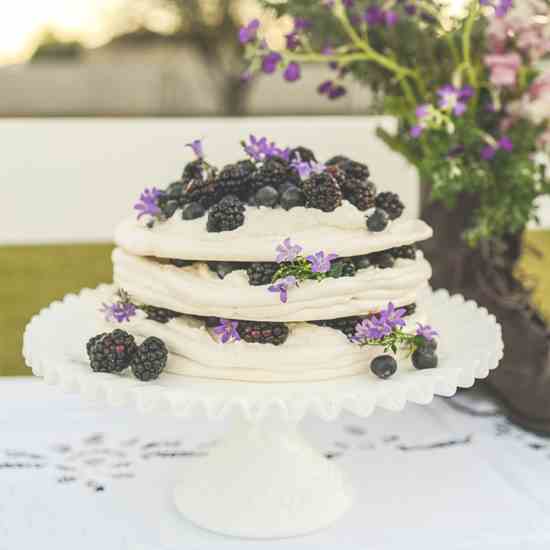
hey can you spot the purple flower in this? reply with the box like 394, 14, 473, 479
481, 145, 497, 160
410, 125, 424, 138
318, 80, 333, 95
214, 319, 241, 344
239, 19, 260, 44
329, 84, 346, 99
240, 70, 253, 83
185, 139, 203, 159
495, 0, 513, 17
410, 104, 431, 138
285, 32, 300, 50
437, 84, 473, 117
354, 317, 391, 341
416, 323, 438, 341
293, 17, 311, 31
405, 4, 417, 15
481, 135, 513, 160
268, 276, 297, 304
291, 154, 326, 179
385, 11, 399, 26
283, 62, 301, 82
101, 301, 137, 323
306, 251, 339, 273
317, 79, 347, 100
275, 238, 303, 263
134, 188, 163, 220
261, 52, 281, 74
378, 302, 407, 330
498, 135, 513, 151
364, 6, 385, 25
242, 135, 288, 162
447, 144, 465, 158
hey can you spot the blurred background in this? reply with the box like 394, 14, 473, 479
1, 0, 549, 376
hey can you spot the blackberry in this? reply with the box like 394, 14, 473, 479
370, 252, 395, 269
329, 259, 357, 278
207, 261, 243, 279
391, 245, 417, 260
238, 321, 289, 345
375, 192, 405, 220
289, 146, 317, 163
327, 156, 370, 181
254, 157, 299, 191
403, 303, 417, 316
370, 355, 397, 379
131, 336, 168, 381
141, 305, 182, 324
87, 329, 137, 373
302, 171, 343, 212
313, 316, 361, 340
169, 258, 193, 268
206, 196, 245, 232
366, 208, 389, 232
182, 168, 221, 209
247, 262, 279, 286
354, 255, 372, 270
217, 160, 256, 200
344, 179, 376, 211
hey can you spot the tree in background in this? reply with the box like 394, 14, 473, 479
239, 0, 550, 432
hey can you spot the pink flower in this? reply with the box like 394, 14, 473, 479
484, 53, 522, 87
525, 72, 550, 124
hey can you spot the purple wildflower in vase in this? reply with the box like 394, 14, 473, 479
275, 238, 303, 263
285, 31, 300, 51
364, 6, 385, 25
498, 135, 513, 151
318, 80, 333, 95
185, 139, 203, 159
268, 276, 297, 304
410, 104, 431, 138
437, 84, 473, 116
447, 144, 465, 158
240, 70, 253, 83
306, 251, 339, 273
328, 84, 347, 99
262, 52, 282, 74
481, 135, 513, 160
293, 17, 311, 31
134, 188, 163, 220
495, 0, 513, 17
416, 323, 438, 340
385, 11, 399, 26
283, 62, 301, 82
481, 145, 497, 160
405, 3, 417, 15
378, 302, 407, 330
101, 301, 137, 323
238, 19, 260, 44
214, 319, 241, 344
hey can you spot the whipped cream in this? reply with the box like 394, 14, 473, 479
115, 201, 433, 261
113, 247, 431, 322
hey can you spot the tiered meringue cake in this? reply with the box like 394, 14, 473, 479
107, 140, 433, 382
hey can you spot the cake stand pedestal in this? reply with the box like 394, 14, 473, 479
23, 287, 503, 539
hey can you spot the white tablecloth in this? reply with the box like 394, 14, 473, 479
1, 378, 549, 550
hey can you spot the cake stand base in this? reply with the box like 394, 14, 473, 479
173, 417, 352, 538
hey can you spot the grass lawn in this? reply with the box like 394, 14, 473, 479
1, 233, 549, 376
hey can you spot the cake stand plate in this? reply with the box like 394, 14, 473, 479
23, 287, 502, 539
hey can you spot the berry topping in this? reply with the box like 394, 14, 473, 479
353, 255, 372, 270
366, 208, 389, 232
159, 199, 178, 220
142, 305, 182, 324
289, 146, 317, 163
375, 192, 405, 220
370, 251, 395, 269
255, 157, 299, 191
412, 347, 438, 370
86, 329, 138, 374
370, 355, 398, 379
302, 171, 343, 212
169, 258, 193, 268
131, 336, 168, 381
344, 179, 376, 211
181, 201, 206, 220
329, 258, 357, 278
208, 261, 242, 279
280, 185, 306, 210
391, 244, 417, 260
255, 185, 279, 207
247, 262, 279, 286
206, 195, 245, 232
217, 160, 256, 199
326, 156, 370, 181
238, 320, 289, 345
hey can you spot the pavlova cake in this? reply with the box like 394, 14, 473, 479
86, 136, 440, 382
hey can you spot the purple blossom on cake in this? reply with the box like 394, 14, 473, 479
290, 155, 326, 179
185, 139, 203, 159
238, 19, 260, 44
275, 238, 303, 263
268, 276, 297, 304
306, 251, 338, 273
101, 301, 137, 323
242, 135, 289, 162
134, 188, 163, 220
416, 323, 438, 341
378, 302, 407, 330
354, 317, 391, 341
214, 318, 241, 344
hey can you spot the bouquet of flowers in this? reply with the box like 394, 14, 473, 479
238, 0, 550, 432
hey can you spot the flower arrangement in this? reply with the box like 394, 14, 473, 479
268, 238, 340, 302
239, 0, 550, 244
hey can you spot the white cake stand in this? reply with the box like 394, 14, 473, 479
23, 286, 502, 539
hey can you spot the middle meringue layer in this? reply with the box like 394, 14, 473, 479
113, 247, 432, 322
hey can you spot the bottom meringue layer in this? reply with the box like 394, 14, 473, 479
106, 307, 427, 383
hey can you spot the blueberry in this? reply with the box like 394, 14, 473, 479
370, 355, 398, 379
160, 200, 178, 219
371, 252, 395, 269
278, 182, 295, 195
181, 201, 205, 220
255, 186, 279, 207
366, 208, 389, 232
169, 258, 192, 268
354, 255, 372, 270
280, 186, 306, 210
247, 194, 258, 206
417, 337, 437, 353
208, 261, 240, 279
166, 181, 186, 200
412, 348, 438, 370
